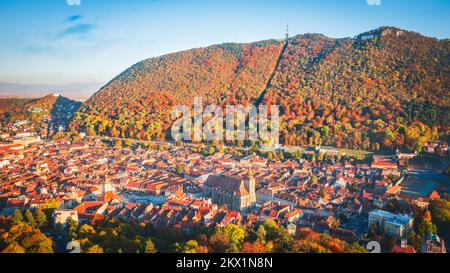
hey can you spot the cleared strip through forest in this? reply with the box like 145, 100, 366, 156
255, 38, 289, 106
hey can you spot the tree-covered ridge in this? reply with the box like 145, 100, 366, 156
265, 27, 449, 150
0, 98, 33, 113
0, 95, 82, 139
0, 98, 33, 126
88, 39, 283, 106
1, 95, 80, 125
71, 40, 284, 140
71, 27, 449, 151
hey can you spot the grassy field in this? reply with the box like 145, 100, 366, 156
336, 148, 374, 161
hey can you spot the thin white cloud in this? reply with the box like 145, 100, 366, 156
66, 0, 81, 6
367, 0, 382, 6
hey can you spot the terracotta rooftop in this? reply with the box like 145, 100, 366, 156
204, 174, 250, 196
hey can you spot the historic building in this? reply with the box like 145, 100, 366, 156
368, 209, 413, 239
203, 174, 256, 211
53, 209, 79, 227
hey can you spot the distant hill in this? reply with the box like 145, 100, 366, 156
1, 94, 81, 137
70, 27, 450, 151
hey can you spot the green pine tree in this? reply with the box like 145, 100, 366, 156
12, 209, 24, 225
34, 208, 47, 228
25, 209, 36, 228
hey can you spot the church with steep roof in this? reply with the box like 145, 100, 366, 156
203, 173, 256, 212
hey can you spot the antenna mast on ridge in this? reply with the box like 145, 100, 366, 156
286, 24, 289, 40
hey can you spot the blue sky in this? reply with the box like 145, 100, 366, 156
0, 0, 449, 87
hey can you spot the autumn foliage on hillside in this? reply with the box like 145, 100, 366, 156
70, 40, 283, 141
264, 28, 449, 151
0, 95, 79, 124
71, 27, 449, 151
1, 95, 81, 138
0, 98, 33, 124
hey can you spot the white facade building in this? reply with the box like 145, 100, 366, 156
369, 209, 413, 239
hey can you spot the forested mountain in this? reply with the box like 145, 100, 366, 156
0, 98, 34, 119
70, 27, 449, 151
0, 94, 81, 136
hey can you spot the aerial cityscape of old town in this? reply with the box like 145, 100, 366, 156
0, 105, 448, 253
